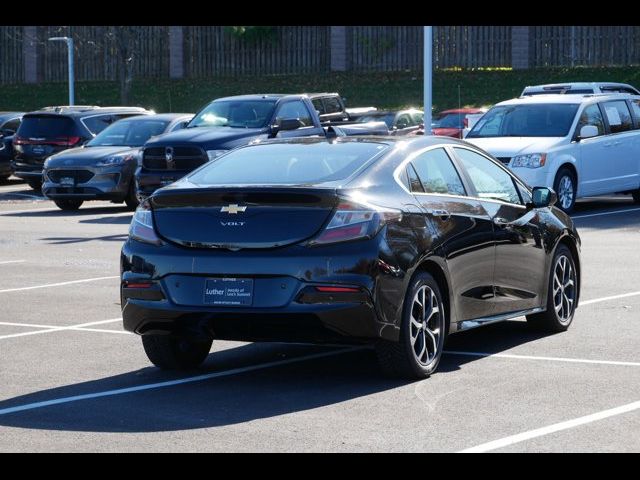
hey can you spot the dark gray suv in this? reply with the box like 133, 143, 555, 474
42, 113, 192, 211
13, 105, 153, 190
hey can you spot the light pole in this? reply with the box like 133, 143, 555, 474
423, 26, 433, 134
48, 36, 74, 106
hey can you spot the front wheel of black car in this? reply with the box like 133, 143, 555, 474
0, 174, 10, 183
375, 272, 446, 379
142, 334, 213, 370
526, 244, 577, 332
632, 189, 640, 204
54, 199, 83, 211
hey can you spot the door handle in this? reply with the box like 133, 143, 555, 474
430, 209, 451, 220
493, 217, 511, 227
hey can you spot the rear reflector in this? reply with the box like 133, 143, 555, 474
124, 282, 152, 289
315, 286, 360, 293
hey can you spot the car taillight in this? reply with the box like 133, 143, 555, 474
309, 199, 402, 246
13, 136, 26, 145
13, 136, 81, 146
129, 200, 162, 245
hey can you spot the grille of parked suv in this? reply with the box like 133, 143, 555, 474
143, 146, 208, 170
47, 169, 95, 184
496, 157, 511, 165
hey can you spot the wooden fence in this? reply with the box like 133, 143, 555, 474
0, 26, 639, 85
349, 26, 512, 71
184, 26, 329, 76
531, 26, 640, 67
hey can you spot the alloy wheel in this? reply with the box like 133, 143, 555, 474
558, 175, 574, 210
553, 254, 576, 323
409, 285, 443, 366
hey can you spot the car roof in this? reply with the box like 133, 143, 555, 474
123, 113, 192, 122
439, 108, 486, 114
213, 94, 289, 102
495, 93, 640, 107
241, 134, 472, 150
24, 106, 152, 117
523, 81, 636, 90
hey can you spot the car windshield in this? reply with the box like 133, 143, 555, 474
466, 104, 579, 138
87, 119, 170, 147
188, 100, 277, 129
188, 141, 388, 186
432, 113, 466, 129
358, 114, 395, 128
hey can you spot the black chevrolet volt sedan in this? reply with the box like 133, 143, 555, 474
121, 136, 581, 379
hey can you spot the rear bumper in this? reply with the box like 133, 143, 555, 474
120, 234, 404, 343
12, 163, 43, 180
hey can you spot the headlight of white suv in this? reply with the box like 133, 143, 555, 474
510, 153, 547, 168
206, 149, 227, 162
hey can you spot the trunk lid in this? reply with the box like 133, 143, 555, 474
151, 187, 338, 249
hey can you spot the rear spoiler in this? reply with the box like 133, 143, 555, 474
325, 121, 389, 137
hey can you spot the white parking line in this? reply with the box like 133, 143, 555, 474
581, 291, 640, 306
572, 207, 640, 219
444, 350, 640, 367
0, 276, 119, 294
0, 347, 364, 416
459, 399, 640, 453
0, 260, 25, 265
0, 318, 121, 340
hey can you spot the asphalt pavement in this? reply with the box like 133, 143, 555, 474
0, 178, 639, 452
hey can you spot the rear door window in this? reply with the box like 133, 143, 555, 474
629, 100, 640, 128
1, 117, 21, 134
82, 114, 115, 135
312, 98, 325, 115
602, 101, 633, 134
17, 115, 76, 138
323, 97, 343, 114
410, 148, 466, 196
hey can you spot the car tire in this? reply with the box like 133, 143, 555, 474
553, 168, 577, 213
632, 190, 640, 204
27, 180, 42, 191
526, 244, 577, 333
54, 199, 83, 211
375, 272, 446, 379
142, 334, 213, 370
124, 181, 139, 211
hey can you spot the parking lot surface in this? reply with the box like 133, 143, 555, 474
1, 178, 639, 452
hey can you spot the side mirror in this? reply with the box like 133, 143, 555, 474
531, 186, 557, 208
271, 118, 304, 136
579, 125, 598, 140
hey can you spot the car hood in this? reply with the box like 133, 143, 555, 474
465, 137, 564, 157
144, 126, 268, 149
45, 146, 140, 167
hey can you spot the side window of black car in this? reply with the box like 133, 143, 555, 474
453, 147, 522, 205
406, 163, 424, 193
275, 101, 313, 127
410, 148, 466, 196
323, 97, 343, 115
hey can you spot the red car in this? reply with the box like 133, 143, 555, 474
431, 108, 486, 138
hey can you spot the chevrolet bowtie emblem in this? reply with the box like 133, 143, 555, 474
220, 204, 247, 214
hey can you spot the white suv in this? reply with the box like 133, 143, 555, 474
465, 93, 640, 212
521, 82, 640, 97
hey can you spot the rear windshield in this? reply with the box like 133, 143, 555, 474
88, 119, 170, 147
188, 141, 388, 186
358, 114, 395, 128
432, 113, 466, 129
467, 104, 579, 138
18, 115, 76, 138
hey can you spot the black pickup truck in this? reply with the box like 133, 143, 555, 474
136, 93, 386, 201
